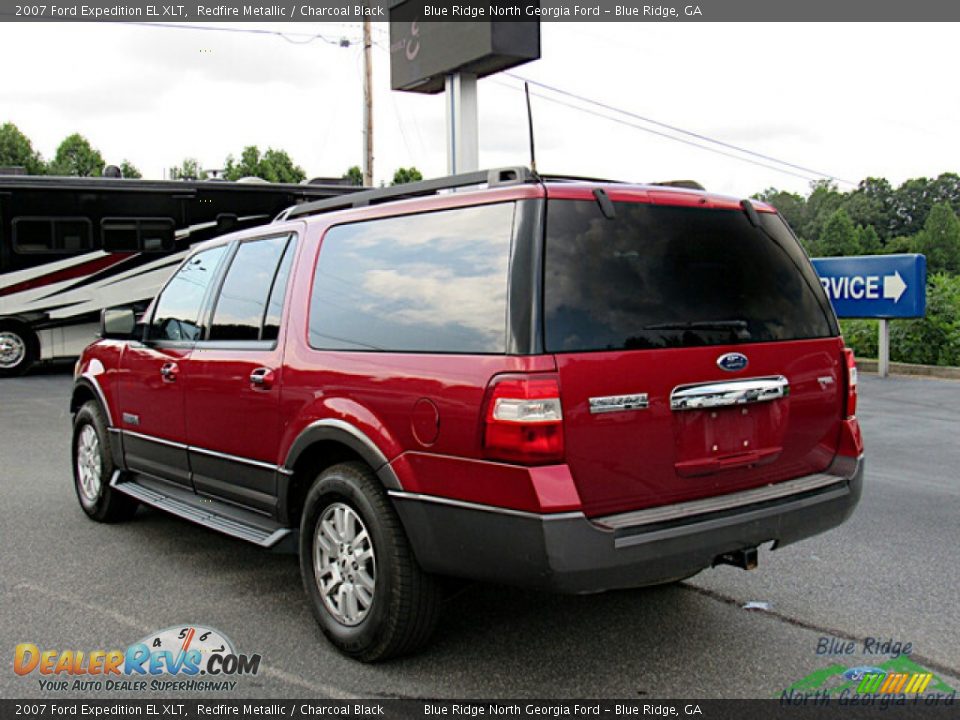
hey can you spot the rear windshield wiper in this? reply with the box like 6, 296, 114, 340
643, 320, 749, 331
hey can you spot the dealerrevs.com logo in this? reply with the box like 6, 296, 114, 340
14, 625, 261, 693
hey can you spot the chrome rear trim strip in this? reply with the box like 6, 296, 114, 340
670, 375, 789, 411
595, 471, 851, 531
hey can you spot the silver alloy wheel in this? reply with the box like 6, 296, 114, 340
313, 502, 376, 626
0, 330, 26, 370
76, 424, 103, 504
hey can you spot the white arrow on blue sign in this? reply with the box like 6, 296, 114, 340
810, 254, 926, 319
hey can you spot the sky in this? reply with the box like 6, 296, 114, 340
0, 21, 957, 197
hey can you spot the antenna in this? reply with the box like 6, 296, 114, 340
524, 82, 538, 176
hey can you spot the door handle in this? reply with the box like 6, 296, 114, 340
160, 362, 179, 382
249, 367, 275, 390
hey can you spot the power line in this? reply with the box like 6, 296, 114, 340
491, 78, 822, 184
118, 21, 362, 46
506, 72, 853, 186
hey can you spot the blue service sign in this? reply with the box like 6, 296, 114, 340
811, 254, 926, 319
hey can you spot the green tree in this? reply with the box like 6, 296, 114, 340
854, 224, 882, 254
224, 146, 305, 183
801, 179, 844, 243
172, 157, 207, 181
845, 177, 894, 241
119, 159, 142, 179
259, 148, 306, 184
391, 166, 423, 185
342, 166, 363, 186
48, 133, 105, 177
915, 202, 960, 274
820, 208, 860, 257
0, 122, 45, 174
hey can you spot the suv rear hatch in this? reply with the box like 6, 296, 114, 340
544, 187, 845, 518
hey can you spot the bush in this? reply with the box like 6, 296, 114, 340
840, 274, 960, 366
839, 319, 878, 358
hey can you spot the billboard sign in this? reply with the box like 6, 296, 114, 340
388, 5, 540, 93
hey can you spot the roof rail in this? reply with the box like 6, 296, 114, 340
279, 166, 534, 222
651, 180, 706, 191
538, 173, 624, 184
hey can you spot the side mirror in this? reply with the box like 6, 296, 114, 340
100, 307, 137, 340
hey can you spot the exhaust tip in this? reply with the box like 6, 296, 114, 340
714, 547, 759, 571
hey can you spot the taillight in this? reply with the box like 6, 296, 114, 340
843, 347, 858, 417
483, 376, 564, 465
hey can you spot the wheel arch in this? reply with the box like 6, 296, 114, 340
71, 376, 126, 473
279, 420, 401, 528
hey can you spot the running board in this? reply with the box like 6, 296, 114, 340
111, 471, 295, 550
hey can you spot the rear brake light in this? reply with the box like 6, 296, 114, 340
843, 347, 858, 417
483, 376, 564, 465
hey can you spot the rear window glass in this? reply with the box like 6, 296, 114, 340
544, 200, 835, 352
309, 203, 515, 353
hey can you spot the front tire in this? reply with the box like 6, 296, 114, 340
72, 401, 139, 523
299, 462, 440, 662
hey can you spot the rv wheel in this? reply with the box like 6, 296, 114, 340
0, 322, 37, 377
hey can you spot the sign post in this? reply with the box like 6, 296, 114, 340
445, 72, 478, 174
811, 254, 927, 378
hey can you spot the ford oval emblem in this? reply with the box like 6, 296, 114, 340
717, 352, 748, 372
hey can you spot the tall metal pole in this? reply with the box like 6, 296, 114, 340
445, 72, 478, 175
362, 19, 374, 187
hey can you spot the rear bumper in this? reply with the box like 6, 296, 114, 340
391, 455, 863, 593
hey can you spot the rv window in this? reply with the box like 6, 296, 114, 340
102, 218, 176, 253
12, 218, 93, 254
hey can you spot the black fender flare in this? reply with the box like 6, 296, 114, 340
71, 376, 125, 470
281, 418, 402, 491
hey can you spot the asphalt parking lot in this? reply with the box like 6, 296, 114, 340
1, 370, 958, 699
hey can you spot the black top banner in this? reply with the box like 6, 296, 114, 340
2, 0, 960, 22
2, 700, 960, 720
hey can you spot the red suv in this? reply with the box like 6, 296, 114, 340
71, 168, 863, 661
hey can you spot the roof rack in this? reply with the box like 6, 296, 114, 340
651, 180, 706, 191
538, 173, 624, 184
277, 166, 534, 222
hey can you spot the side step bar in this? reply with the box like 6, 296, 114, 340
111, 472, 295, 550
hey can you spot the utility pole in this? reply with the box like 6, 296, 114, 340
362, 19, 374, 187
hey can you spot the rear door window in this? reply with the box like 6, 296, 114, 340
309, 203, 515, 353
544, 200, 836, 352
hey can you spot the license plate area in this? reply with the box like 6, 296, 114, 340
671, 388, 789, 477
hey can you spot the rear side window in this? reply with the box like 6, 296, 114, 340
309, 203, 515, 353
544, 200, 835, 352
150, 245, 228, 342
209, 234, 294, 342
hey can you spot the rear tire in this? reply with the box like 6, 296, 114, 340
0, 322, 38, 377
72, 401, 139, 523
299, 461, 440, 662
